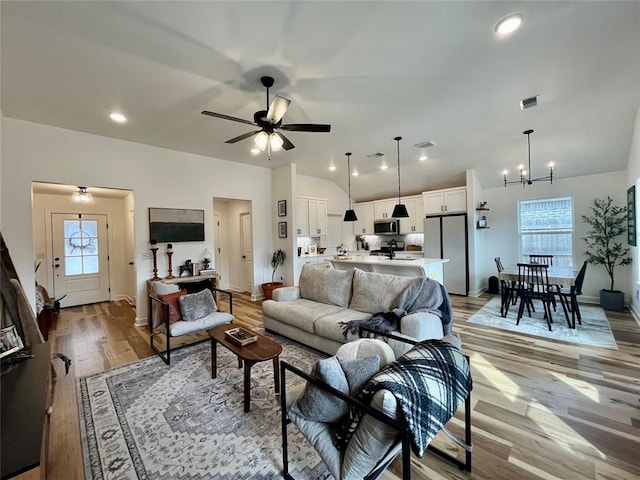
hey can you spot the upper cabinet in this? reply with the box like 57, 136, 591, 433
353, 202, 375, 235
401, 195, 425, 233
374, 199, 396, 220
423, 187, 467, 215
296, 197, 328, 236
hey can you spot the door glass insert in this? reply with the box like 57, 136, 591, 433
64, 219, 100, 275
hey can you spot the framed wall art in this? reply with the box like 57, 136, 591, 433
628, 185, 636, 246
278, 221, 287, 238
149, 208, 205, 243
278, 200, 287, 217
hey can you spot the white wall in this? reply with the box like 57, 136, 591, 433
626, 105, 640, 321
1, 118, 274, 322
297, 173, 348, 214
479, 170, 628, 304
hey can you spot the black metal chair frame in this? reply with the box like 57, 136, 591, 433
529, 254, 554, 266
280, 327, 472, 480
148, 287, 233, 365
495, 257, 517, 317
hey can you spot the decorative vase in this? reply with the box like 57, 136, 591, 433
261, 282, 283, 300
600, 289, 624, 310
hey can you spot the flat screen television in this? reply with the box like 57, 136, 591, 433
149, 208, 205, 243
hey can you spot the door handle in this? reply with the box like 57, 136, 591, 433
242, 255, 246, 259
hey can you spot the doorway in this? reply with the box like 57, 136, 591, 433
240, 212, 253, 293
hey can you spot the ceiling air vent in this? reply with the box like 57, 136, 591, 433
366, 152, 385, 159
520, 95, 539, 110
414, 140, 437, 149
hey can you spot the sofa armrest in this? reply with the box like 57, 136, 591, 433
272, 286, 301, 302
399, 312, 448, 341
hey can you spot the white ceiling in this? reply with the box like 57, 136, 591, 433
2, 1, 639, 202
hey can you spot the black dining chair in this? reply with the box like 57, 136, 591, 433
529, 254, 554, 266
553, 261, 587, 328
516, 263, 555, 331
495, 257, 517, 317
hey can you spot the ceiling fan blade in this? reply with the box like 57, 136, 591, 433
265, 96, 291, 124
278, 133, 295, 151
280, 123, 331, 133
225, 130, 262, 144
201, 110, 257, 126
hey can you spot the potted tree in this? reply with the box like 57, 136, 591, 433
582, 196, 632, 310
261, 248, 287, 300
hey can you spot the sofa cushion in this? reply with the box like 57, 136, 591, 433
157, 290, 187, 323
168, 312, 233, 336
152, 281, 181, 296
179, 288, 217, 321
299, 265, 354, 308
349, 269, 413, 314
313, 309, 371, 344
262, 298, 345, 334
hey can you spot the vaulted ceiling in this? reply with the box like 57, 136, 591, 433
2, 1, 639, 202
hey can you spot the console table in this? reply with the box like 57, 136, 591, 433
1, 342, 51, 479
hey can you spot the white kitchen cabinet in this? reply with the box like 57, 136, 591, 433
353, 202, 375, 235
296, 197, 328, 236
374, 199, 396, 220
294, 255, 331, 284
401, 195, 425, 233
423, 187, 467, 215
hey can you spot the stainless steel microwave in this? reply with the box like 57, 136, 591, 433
374, 220, 400, 234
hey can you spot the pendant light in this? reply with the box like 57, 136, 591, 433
391, 137, 409, 218
503, 129, 553, 187
343, 152, 358, 222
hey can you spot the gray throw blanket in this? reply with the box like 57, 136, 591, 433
333, 340, 471, 456
340, 277, 453, 337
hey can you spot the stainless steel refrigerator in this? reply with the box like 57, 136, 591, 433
424, 213, 469, 295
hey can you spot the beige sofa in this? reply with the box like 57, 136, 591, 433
262, 265, 451, 357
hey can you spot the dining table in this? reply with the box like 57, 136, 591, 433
498, 264, 578, 286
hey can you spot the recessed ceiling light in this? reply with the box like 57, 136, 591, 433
329, 165, 336, 171
352, 171, 359, 177
419, 153, 428, 161
380, 164, 388, 170
495, 14, 522, 35
109, 112, 127, 123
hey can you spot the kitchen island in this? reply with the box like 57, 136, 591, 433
328, 255, 449, 283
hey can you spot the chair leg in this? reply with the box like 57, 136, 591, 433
572, 297, 582, 326
558, 294, 571, 328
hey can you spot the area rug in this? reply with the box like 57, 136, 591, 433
77, 335, 331, 479
466, 296, 618, 350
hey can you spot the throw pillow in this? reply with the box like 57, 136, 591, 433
179, 288, 217, 322
338, 356, 380, 396
157, 290, 187, 323
299, 265, 354, 308
296, 356, 349, 422
297, 355, 381, 423
152, 281, 181, 296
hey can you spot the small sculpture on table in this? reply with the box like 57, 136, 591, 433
179, 259, 194, 277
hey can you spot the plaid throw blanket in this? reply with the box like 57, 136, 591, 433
333, 340, 471, 457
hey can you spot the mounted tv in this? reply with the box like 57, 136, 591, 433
149, 208, 205, 243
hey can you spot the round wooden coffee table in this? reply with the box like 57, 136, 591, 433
208, 324, 283, 413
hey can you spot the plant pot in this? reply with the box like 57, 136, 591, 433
261, 282, 283, 300
600, 289, 625, 310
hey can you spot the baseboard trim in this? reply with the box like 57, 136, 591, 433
134, 316, 147, 327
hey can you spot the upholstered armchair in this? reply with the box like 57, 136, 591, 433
280, 330, 472, 480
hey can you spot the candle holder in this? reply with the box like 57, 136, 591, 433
166, 244, 175, 279
150, 241, 160, 280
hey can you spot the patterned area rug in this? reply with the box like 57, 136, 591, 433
78, 335, 332, 479
467, 296, 618, 350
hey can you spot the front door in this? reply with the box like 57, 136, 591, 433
52, 213, 110, 307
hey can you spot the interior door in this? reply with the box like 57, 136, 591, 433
52, 213, 110, 307
240, 212, 253, 292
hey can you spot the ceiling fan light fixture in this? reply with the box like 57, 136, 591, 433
392, 136, 409, 218
71, 186, 94, 204
255, 131, 269, 151
269, 132, 284, 152
343, 152, 358, 222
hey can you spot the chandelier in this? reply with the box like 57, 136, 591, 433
70, 186, 94, 204
503, 129, 553, 187
391, 136, 409, 218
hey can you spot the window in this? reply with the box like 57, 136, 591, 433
63, 219, 100, 275
519, 196, 573, 267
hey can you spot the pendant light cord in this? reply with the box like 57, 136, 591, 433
347, 153, 353, 209
395, 136, 402, 204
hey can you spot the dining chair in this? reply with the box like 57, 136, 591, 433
495, 257, 516, 317
529, 254, 554, 266
516, 263, 555, 331
553, 261, 587, 328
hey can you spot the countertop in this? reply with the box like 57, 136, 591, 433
329, 256, 448, 267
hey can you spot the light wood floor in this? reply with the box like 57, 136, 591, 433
46, 293, 640, 480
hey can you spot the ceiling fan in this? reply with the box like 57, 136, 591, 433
201, 76, 331, 152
